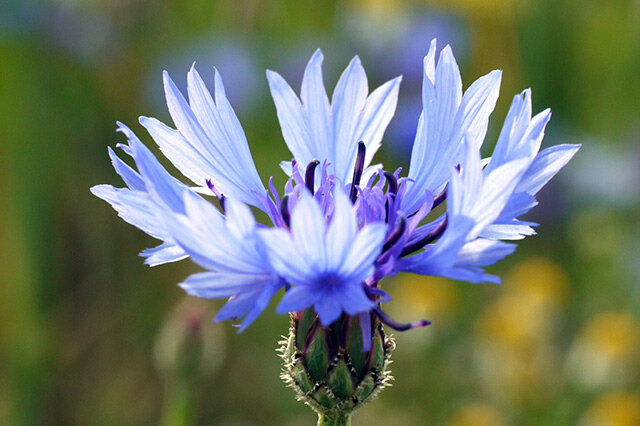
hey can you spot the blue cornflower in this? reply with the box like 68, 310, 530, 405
93, 39, 579, 335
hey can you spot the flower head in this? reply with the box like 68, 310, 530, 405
93, 39, 579, 334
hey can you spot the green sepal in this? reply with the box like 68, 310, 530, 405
278, 312, 395, 422
305, 327, 329, 383
328, 358, 354, 401
292, 360, 314, 394
312, 387, 338, 409
296, 309, 316, 349
369, 330, 385, 372
354, 374, 375, 401
346, 316, 367, 381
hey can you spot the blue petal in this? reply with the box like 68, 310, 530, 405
315, 290, 345, 326
179, 271, 275, 299
517, 144, 581, 195
90, 184, 165, 240
277, 286, 318, 314
331, 55, 368, 180
158, 69, 265, 207
107, 145, 145, 191
268, 50, 401, 182
404, 39, 502, 214
266, 69, 314, 164
340, 221, 387, 280
326, 189, 358, 270
300, 49, 333, 166
290, 190, 327, 269
140, 242, 188, 266
339, 284, 375, 316
356, 77, 401, 172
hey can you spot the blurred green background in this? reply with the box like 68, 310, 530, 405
2, 0, 640, 424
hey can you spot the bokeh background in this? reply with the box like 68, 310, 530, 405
2, 0, 640, 424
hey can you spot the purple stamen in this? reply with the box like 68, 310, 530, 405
305, 159, 320, 194
349, 141, 366, 203
280, 195, 291, 227
383, 171, 398, 195
373, 307, 431, 331
400, 216, 448, 257
432, 185, 447, 208
364, 285, 391, 302
382, 215, 406, 252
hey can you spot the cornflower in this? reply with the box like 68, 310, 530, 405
92, 39, 579, 424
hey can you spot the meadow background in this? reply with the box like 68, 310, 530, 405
1, 0, 640, 424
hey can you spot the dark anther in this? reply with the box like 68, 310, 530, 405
400, 216, 448, 257
219, 195, 226, 213
382, 215, 406, 252
206, 179, 226, 213
280, 195, 291, 227
383, 171, 398, 195
305, 159, 320, 194
349, 141, 366, 203
373, 307, 431, 331
433, 185, 447, 208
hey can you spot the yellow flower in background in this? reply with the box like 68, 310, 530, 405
580, 391, 640, 426
385, 274, 460, 353
504, 256, 570, 307
447, 402, 509, 426
477, 257, 569, 349
472, 257, 568, 403
566, 312, 640, 391
389, 275, 460, 323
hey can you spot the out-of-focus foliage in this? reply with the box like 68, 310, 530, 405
1, 0, 638, 424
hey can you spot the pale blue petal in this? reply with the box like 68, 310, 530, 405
331, 55, 368, 180
90, 185, 165, 240
356, 76, 402, 170
456, 239, 517, 266
266, 69, 314, 164
139, 116, 220, 190
107, 145, 145, 191
451, 69, 502, 150
340, 284, 375, 316
340, 222, 386, 279
127, 131, 188, 213
224, 197, 256, 239
398, 215, 474, 275
258, 228, 311, 285
162, 70, 265, 207
179, 271, 273, 299
516, 144, 581, 195
466, 158, 529, 238
480, 222, 536, 240
326, 189, 357, 270
140, 242, 188, 266
238, 282, 282, 332
315, 292, 344, 326
300, 49, 333, 165
215, 289, 262, 321
291, 190, 327, 268
277, 286, 318, 314
404, 40, 501, 214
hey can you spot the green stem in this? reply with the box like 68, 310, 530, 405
161, 380, 195, 426
317, 412, 352, 426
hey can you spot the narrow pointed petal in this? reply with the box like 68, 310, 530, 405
332, 55, 369, 180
